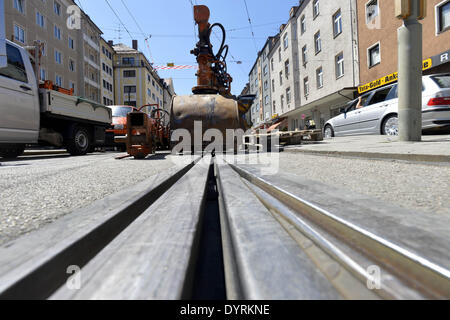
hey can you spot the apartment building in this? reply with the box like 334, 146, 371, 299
5, 0, 104, 102
100, 38, 114, 106
284, 0, 359, 131
78, 12, 102, 103
5, 0, 81, 94
260, 36, 277, 122
268, 11, 302, 127
113, 41, 166, 113
248, 59, 261, 126
357, 0, 450, 94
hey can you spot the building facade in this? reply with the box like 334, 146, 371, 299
100, 38, 114, 106
357, 0, 450, 91
4, 0, 106, 102
248, 59, 261, 126
78, 12, 102, 103
5, 0, 81, 94
285, 0, 359, 131
113, 41, 167, 114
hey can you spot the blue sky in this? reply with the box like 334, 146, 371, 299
77, 0, 299, 96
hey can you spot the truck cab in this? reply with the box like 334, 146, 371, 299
0, 40, 40, 155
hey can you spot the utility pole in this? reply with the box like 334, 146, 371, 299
396, 0, 426, 141
0, 0, 7, 68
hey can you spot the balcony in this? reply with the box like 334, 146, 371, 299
84, 77, 100, 89
83, 34, 100, 52
84, 56, 100, 70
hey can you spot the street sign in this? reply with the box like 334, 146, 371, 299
358, 58, 432, 94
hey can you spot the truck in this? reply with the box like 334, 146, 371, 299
0, 2, 112, 159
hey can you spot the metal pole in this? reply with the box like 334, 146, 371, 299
397, 0, 423, 142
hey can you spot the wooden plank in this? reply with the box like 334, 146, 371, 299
51, 157, 212, 300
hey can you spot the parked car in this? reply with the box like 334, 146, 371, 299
324, 74, 450, 138
105, 105, 139, 151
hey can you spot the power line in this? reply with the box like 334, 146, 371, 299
104, 0, 134, 40
242, 0, 259, 53
119, 0, 154, 64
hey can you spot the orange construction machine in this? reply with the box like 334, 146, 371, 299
115, 104, 170, 159
170, 5, 256, 152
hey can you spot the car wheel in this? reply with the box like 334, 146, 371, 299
324, 125, 334, 139
382, 115, 399, 136
66, 126, 91, 156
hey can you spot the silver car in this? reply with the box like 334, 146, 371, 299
324, 74, 450, 138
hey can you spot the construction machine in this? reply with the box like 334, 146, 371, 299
170, 5, 255, 152
115, 104, 170, 159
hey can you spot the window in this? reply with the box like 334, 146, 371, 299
265, 95, 269, 105
69, 82, 75, 92
40, 68, 46, 81
333, 10, 342, 37
278, 47, 282, 62
122, 57, 135, 65
54, 1, 61, 16
366, 0, 379, 23
55, 75, 63, 87
36, 12, 45, 28
0, 43, 28, 83
316, 67, 323, 89
304, 77, 309, 96
273, 101, 276, 113
14, 24, 25, 43
14, 0, 24, 14
124, 86, 136, 93
335, 53, 344, 78
285, 60, 290, 79
264, 80, 268, 91
69, 59, 75, 72
280, 95, 284, 110
313, 0, 320, 18
68, 37, 74, 49
123, 70, 136, 78
300, 15, 306, 34
283, 33, 289, 50
54, 50, 62, 64
369, 87, 392, 105
279, 71, 283, 85
368, 43, 380, 67
314, 31, 321, 54
286, 88, 291, 104
437, 1, 450, 33
272, 79, 275, 92
263, 65, 268, 75
54, 25, 61, 40
271, 58, 274, 71
302, 45, 308, 65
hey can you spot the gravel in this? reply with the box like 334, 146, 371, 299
278, 153, 450, 216
0, 152, 176, 245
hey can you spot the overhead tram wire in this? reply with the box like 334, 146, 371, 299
104, 0, 134, 41
243, 0, 258, 53
119, 0, 155, 65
